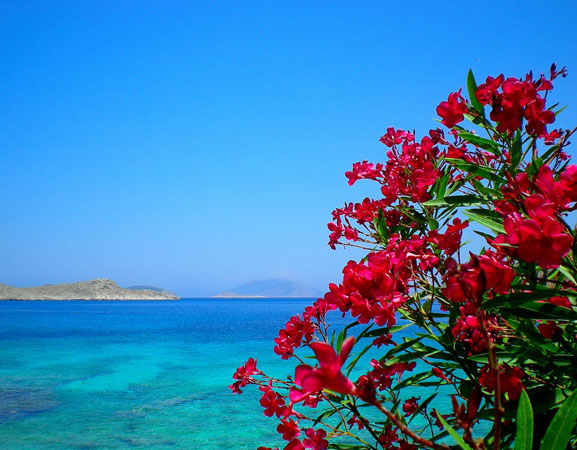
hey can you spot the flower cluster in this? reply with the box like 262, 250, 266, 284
231, 66, 577, 450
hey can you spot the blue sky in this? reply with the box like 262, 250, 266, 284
1, 1, 576, 296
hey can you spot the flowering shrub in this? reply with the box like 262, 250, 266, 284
231, 65, 577, 449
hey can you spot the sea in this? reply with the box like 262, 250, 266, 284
0, 298, 442, 450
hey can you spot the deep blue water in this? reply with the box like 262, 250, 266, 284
0, 299, 315, 450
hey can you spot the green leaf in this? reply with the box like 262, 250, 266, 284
423, 194, 488, 207
484, 291, 561, 310
472, 179, 501, 197
435, 171, 451, 197
344, 342, 373, 376
467, 69, 484, 115
558, 265, 577, 286
459, 132, 500, 155
554, 104, 568, 116
373, 208, 389, 242
528, 157, 544, 177
515, 389, 534, 450
540, 144, 561, 164
381, 337, 423, 360
463, 210, 505, 234
511, 129, 522, 169
501, 303, 577, 321
313, 407, 339, 426
436, 413, 473, 450
444, 158, 504, 183
540, 390, 577, 450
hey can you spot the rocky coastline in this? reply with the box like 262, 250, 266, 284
0, 279, 179, 300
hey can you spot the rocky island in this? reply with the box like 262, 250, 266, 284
213, 278, 321, 298
0, 279, 179, 300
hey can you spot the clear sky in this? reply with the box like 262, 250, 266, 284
1, 1, 577, 297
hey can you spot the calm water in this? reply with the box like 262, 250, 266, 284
0, 299, 317, 450
0, 299, 470, 450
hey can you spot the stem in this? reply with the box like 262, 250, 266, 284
349, 401, 381, 445
478, 309, 503, 450
372, 400, 450, 450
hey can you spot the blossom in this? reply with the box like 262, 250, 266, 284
303, 428, 328, 450
284, 439, 305, 450
260, 383, 290, 418
442, 252, 515, 303
345, 160, 383, 186
538, 321, 561, 339
367, 359, 416, 391
347, 415, 365, 430
497, 210, 573, 269
290, 337, 356, 402
229, 358, 259, 393
436, 91, 468, 128
277, 419, 300, 441
479, 365, 525, 401
274, 314, 316, 359
476, 70, 559, 137
402, 397, 419, 416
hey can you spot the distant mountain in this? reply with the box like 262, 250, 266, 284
213, 279, 321, 298
0, 279, 180, 300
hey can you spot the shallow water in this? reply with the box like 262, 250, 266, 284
0, 299, 462, 449
0, 299, 311, 449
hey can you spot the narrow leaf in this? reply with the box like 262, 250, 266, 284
540, 390, 577, 450
444, 158, 504, 182
436, 413, 473, 450
459, 132, 500, 155
423, 194, 487, 207
467, 69, 484, 115
511, 130, 522, 169
463, 210, 505, 234
515, 389, 533, 450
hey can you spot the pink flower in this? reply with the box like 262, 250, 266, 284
290, 337, 356, 402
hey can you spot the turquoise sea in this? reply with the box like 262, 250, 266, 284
0, 299, 331, 449
0, 298, 442, 450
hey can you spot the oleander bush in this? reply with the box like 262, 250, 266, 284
231, 65, 577, 450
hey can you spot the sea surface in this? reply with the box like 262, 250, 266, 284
0, 299, 441, 450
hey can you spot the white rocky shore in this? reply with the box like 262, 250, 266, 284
0, 279, 179, 300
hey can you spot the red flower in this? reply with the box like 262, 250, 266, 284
284, 439, 305, 450
442, 252, 515, 303
229, 358, 259, 393
290, 337, 356, 402
402, 397, 419, 416
499, 210, 573, 269
479, 365, 525, 401
345, 160, 383, 186
260, 383, 289, 418
436, 91, 468, 128
277, 419, 300, 441
347, 415, 365, 430
538, 321, 561, 339
303, 428, 328, 450
476, 74, 504, 105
